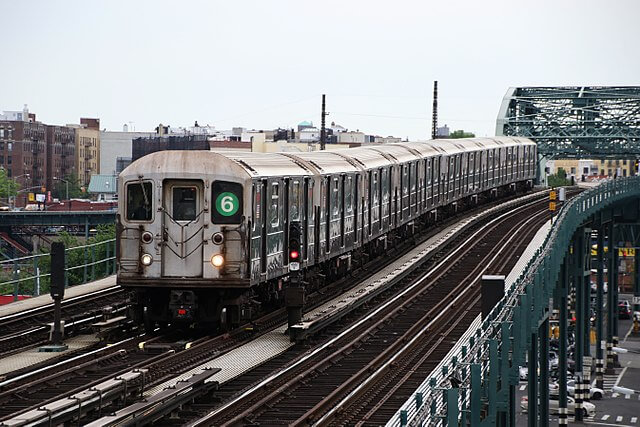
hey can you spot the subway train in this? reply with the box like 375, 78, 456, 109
116, 137, 537, 329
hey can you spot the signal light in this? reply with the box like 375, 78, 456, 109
177, 308, 187, 315
289, 221, 301, 263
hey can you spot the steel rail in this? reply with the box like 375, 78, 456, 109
188, 198, 549, 426
312, 208, 550, 426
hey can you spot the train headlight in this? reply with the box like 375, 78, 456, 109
141, 231, 154, 244
141, 253, 153, 266
211, 254, 224, 268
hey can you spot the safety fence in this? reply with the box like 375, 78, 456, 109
388, 177, 640, 426
0, 239, 116, 301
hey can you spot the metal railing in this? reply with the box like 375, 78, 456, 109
388, 176, 640, 426
0, 238, 116, 301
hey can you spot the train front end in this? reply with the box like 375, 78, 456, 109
116, 151, 251, 329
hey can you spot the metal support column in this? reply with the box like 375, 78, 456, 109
634, 244, 640, 334
606, 219, 616, 373
582, 229, 592, 405
559, 259, 569, 425
84, 217, 89, 283
538, 317, 549, 427
613, 231, 620, 366
574, 232, 585, 421
527, 330, 538, 427
596, 223, 605, 388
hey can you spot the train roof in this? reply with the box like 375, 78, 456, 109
368, 144, 422, 163
220, 151, 314, 177
285, 151, 361, 174
333, 147, 393, 169
120, 150, 251, 181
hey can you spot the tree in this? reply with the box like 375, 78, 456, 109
547, 167, 572, 188
52, 172, 85, 200
0, 168, 19, 207
449, 130, 476, 139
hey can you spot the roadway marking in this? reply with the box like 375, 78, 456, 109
583, 422, 634, 427
601, 415, 610, 420
612, 393, 619, 398
631, 417, 637, 424
614, 366, 628, 387
519, 385, 526, 391
625, 394, 631, 399
623, 321, 634, 342
618, 416, 625, 422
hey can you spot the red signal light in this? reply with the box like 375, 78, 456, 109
178, 308, 187, 315
290, 250, 299, 260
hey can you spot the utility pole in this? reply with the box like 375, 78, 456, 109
320, 94, 327, 150
432, 81, 438, 140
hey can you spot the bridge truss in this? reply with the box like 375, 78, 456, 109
496, 86, 640, 158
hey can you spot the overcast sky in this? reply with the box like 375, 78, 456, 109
1, 0, 638, 139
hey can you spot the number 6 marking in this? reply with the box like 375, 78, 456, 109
216, 192, 239, 216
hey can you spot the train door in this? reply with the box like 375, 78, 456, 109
303, 177, 310, 261
261, 179, 268, 274
367, 170, 372, 237
426, 157, 432, 209
325, 176, 331, 254
283, 178, 290, 266
378, 168, 385, 231
353, 173, 359, 244
161, 180, 204, 277
340, 174, 346, 248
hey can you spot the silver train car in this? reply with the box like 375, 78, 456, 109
116, 137, 536, 328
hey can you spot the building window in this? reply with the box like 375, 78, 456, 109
570, 167, 576, 174
7, 156, 11, 165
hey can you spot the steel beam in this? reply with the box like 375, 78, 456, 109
596, 221, 605, 388
496, 86, 640, 158
559, 260, 569, 425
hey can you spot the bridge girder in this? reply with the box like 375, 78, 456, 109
496, 86, 640, 159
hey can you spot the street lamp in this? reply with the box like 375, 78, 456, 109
8, 173, 30, 208
53, 177, 69, 200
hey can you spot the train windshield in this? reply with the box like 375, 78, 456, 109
172, 187, 197, 221
126, 182, 152, 221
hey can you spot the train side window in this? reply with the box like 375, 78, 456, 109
126, 181, 152, 221
270, 182, 279, 228
332, 178, 339, 216
291, 180, 301, 220
346, 176, 353, 213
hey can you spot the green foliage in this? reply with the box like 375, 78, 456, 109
449, 130, 476, 139
0, 168, 20, 207
547, 167, 572, 188
0, 224, 116, 296
52, 172, 85, 200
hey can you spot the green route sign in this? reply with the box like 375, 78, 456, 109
216, 192, 240, 217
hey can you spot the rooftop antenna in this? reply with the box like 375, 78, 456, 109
431, 81, 438, 140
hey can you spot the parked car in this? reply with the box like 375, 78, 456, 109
519, 366, 528, 381
619, 300, 632, 319
566, 379, 604, 400
521, 395, 595, 418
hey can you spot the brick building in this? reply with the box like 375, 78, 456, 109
46, 124, 76, 193
0, 106, 90, 206
0, 118, 48, 205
